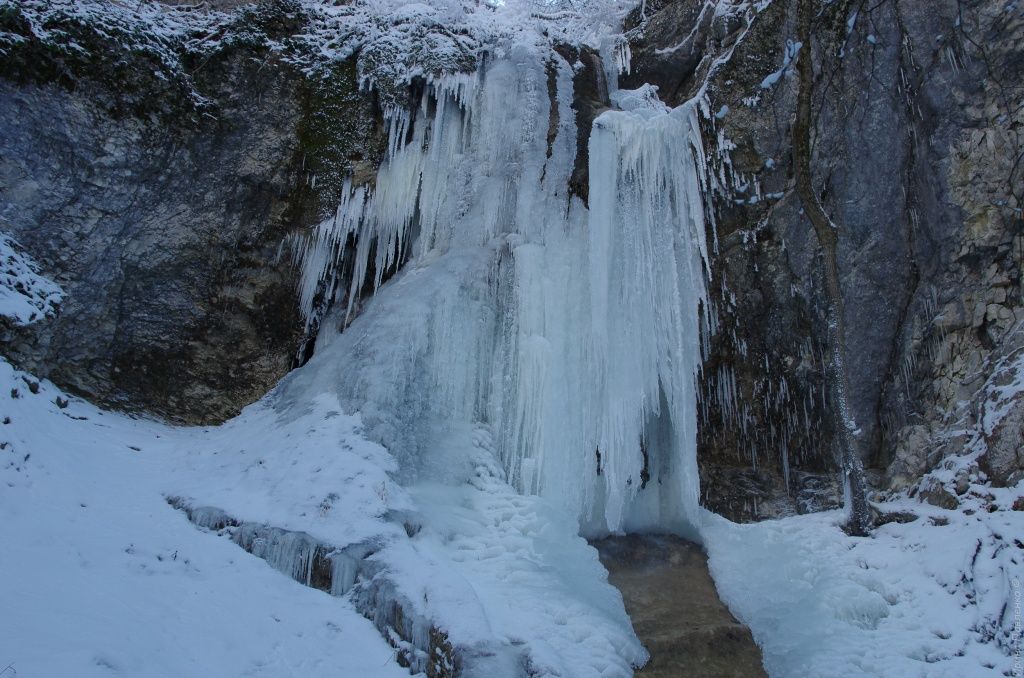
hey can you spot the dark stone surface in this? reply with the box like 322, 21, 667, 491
0, 2, 384, 423
554, 43, 612, 206
627, 0, 1023, 519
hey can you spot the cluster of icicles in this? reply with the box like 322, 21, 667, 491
291, 41, 713, 536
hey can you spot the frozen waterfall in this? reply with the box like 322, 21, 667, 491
287, 40, 711, 537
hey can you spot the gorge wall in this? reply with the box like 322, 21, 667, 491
620, 0, 1023, 519
1, 0, 1021, 520
0, 0, 385, 423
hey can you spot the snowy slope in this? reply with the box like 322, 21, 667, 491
704, 502, 1023, 677
0, 353, 645, 677
5, 346, 1020, 678
0, 360, 409, 678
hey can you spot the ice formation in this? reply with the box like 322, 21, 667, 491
289, 35, 711, 537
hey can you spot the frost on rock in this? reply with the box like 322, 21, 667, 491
759, 39, 802, 89
0, 231, 63, 325
295, 0, 632, 109
979, 346, 1024, 440
1, 0, 629, 116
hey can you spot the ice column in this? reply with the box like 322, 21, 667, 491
497, 94, 710, 534
293, 46, 711, 536
585, 100, 710, 532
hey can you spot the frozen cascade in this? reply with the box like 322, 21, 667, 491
288, 40, 711, 538
288, 41, 712, 540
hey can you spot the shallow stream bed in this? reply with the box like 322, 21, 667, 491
593, 535, 767, 678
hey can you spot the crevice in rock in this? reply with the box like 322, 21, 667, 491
871, 0, 925, 469
553, 42, 611, 207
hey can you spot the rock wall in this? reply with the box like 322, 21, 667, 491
627, 0, 1023, 519
0, 0, 384, 423
2, 0, 1019, 518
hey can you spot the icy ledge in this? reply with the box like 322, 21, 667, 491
168, 498, 458, 676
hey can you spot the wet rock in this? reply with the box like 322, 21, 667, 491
593, 534, 766, 678
954, 472, 971, 496
628, 0, 1023, 514
873, 509, 919, 527
553, 43, 611, 206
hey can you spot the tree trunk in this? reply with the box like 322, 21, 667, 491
792, 0, 872, 536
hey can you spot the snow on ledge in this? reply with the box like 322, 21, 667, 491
0, 232, 63, 326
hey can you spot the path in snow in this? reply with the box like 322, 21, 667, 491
593, 535, 766, 678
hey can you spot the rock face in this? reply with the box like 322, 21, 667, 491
976, 344, 1024, 487
625, 0, 1023, 519
1, 0, 1019, 514
0, 1, 384, 423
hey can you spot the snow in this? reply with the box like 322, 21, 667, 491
4, 1, 1022, 677
278, 0, 633, 109
697, 334, 1024, 676
0, 349, 645, 676
4, 0, 633, 115
979, 347, 1024, 437
759, 39, 802, 89
0, 232, 63, 325
0, 353, 646, 676
3, 11, 700, 672
0, 360, 409, 678
4, 347, 1022, 676
703, 491, 1024, 677
282, 17, 1024, 675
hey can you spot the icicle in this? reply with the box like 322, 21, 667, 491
287, 46, 712, 536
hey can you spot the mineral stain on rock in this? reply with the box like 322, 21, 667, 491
593, 534, 766, 678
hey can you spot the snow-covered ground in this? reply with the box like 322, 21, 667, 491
2, 352, 1020, 677
705, 342, 1024, 678
705, 501, 1023, 677
0, 359, 410, 678
0, 352, 644, 677
703, 349, 1024, 677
